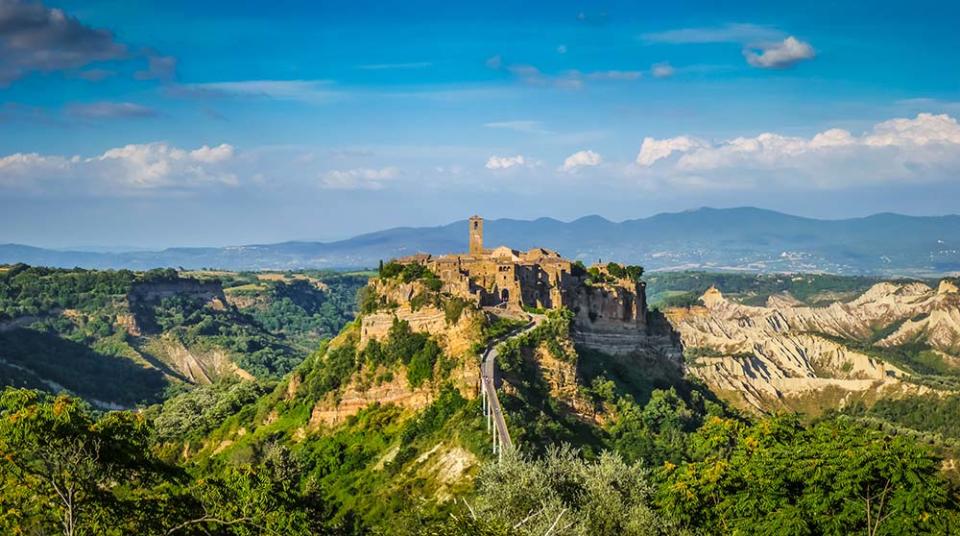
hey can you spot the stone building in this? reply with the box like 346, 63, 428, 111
394, 216, 647, 333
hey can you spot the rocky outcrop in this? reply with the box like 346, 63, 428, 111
114, 312, 141, 336
143, 335, 254, 384
360, 305, 483, 359
310, 372, 434, 427
568, 278, 650, 355
526, 343, 595, 419
668, 281, 960, 413
127, 279, 229, 334
310, 280, 485, 427
571, 281, 645, 329
307, 347, 482, 428
129, 279, 227, 307
876, 281, 960, 353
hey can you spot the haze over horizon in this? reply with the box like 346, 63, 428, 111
5, 206, 960, 251
2, 0, 960, 248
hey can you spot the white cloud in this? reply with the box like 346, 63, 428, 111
743, 36, 815, 69
180, 80, 339, 102
0, 152, 71, 189
863, 113, 960, 146
189, 144, 235, 163
356, 62, 432, 70
0, 142, 237, 193
321, 167, 399, 190
95, 143, 238, 188
636, 136, 706, 166
507, 64, 584, 90
561, 150, 602, 172
587, 70, 642, 81
809, 128, 856, 148
633, 113, 960, 189
65, 101, 157, 119
651, 62, 675, 79
483, 120, 549, 134
493, 58, 643, 89
485, 155, 527, 170
485, 55, 503, 69
134, 54, 177, 81
642, 23, 782, 44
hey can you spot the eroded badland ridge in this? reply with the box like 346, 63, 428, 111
667, 278, 960, 413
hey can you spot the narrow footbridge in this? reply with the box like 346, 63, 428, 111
479, 316, 541, 460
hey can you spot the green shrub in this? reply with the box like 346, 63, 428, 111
407, 339, 441, 388
444, 297, 473, 324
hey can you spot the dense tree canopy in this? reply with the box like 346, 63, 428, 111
658, 415, 959, 535
0, 388, 320, 535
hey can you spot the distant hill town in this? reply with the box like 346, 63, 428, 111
2, 207, 959, 275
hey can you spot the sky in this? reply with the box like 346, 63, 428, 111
1, 0, 960, 248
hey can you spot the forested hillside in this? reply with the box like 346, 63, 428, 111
0, 265, 367, 407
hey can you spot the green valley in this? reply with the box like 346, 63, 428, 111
0, 264, 367, 407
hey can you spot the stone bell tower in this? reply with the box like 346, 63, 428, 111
469, 215, 484, 256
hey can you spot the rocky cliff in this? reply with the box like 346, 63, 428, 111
667, 280, 960, 413
303, 271, 673, 429
305, 278, 485, 427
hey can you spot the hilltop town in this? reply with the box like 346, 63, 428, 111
390, 216, 651, 353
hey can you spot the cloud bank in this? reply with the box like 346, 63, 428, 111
0, 142, 237, 194
633, 113, 960, 189
0, 0, 177, 85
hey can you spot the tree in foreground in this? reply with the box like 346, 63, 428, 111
443, 444, 681, 536
0, 388, 318, 535
0, 388, 177, 535
659, 415, 960, 535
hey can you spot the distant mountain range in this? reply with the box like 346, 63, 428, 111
3, 207, 960, 275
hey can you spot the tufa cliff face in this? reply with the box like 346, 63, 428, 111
305, 266, 670, 429
569, 276, 649, 355
306, 278, 484, 427
359, 278, 485, 357
667, 280, 960, 413
128, 279, 227, 304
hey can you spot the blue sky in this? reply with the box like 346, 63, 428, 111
1, 0, 960, 248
